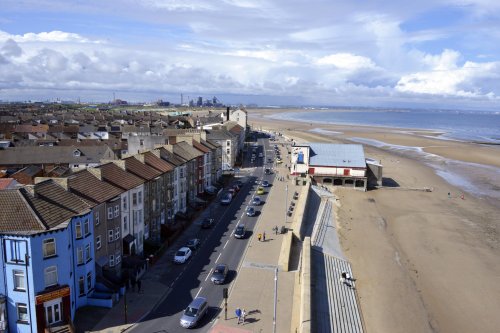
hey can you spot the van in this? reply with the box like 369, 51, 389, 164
180, 297, 208, 328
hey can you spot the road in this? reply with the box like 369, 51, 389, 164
130, 134, 276, 332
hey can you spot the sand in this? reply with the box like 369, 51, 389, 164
248, 109, 500, 333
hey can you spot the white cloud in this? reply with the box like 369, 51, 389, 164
315, 53, 377, 70
0, 30, 103, 44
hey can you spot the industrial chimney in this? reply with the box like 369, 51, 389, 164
226, 107, 230, 121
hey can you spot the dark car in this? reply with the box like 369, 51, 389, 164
210, 264, 228, 284
234, 224, 246, 239
262, 180, 270, 187
186, 238, 200, 251
201, 217, 215, 229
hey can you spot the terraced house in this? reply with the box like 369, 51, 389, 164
0, 179, 96, 333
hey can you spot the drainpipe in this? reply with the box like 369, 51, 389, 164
24, 243, 34, 333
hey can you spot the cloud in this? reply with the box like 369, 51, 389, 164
0, 30, 103, 44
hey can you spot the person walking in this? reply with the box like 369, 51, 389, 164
241, 309, 247, 324
258, 233, 262, 242
263, 232, 266, 241
235, 307, 242, 324
137, 278, 142, 293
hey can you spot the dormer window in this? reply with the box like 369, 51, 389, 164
73, 149, 81, 157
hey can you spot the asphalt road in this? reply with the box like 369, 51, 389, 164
130, 135, 276, 332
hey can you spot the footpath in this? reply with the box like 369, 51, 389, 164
76, 141, 302, 333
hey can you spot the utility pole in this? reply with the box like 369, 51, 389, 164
273, 267, 278, 333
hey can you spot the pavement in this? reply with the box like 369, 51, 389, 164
76, 140, 302, 333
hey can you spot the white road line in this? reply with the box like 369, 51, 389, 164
215, 253, 222, 263
223, 239, 229, 249
205, 268, 213, 281
195, 287, 202, 298
230, 229, 235, 236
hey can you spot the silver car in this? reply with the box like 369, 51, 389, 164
180, 297, 208, 328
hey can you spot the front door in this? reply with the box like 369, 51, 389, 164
45, 298, 63, 325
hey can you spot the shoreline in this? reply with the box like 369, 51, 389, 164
248, 108, 500, 333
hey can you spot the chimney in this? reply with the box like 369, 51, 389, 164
111, 159, 127, 170
38, 177, 69, 191
226, 107, 230, 121
135, 153, 145, 163
88, 167, 103, 180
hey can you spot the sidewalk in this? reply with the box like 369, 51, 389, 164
210, 142, 300, 333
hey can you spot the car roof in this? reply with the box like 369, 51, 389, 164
178, 246, 190, 251
189, 297, 207, 307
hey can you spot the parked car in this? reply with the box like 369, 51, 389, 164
262, 180, 270, 187
252, 196, 262, 206
180, 297, 208, 328
220, 193, 233, 205
257, 187, 265, 195
265, 168, 272, 174
234, 224, 246, 239
210, 264, 228, 284
186, 238, 200, 251
202, 217, 215, 229
174, 247, 192, 264
246, 207, 256, 217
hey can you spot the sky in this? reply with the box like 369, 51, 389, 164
1, 0, 500, 109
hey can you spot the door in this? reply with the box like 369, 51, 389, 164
45, 298, 63, 325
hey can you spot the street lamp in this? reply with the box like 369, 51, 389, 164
284, 184, 288, 224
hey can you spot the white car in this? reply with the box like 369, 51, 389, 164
174, 247, 192, 264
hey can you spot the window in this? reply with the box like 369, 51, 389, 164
7, 240, 25, 263
123, 198, 127, 210
95, 211, 100, 225
85, 244, 91, 262
75, 222, 82, 239
43, 238, 56, 258
114, 227, 120, 240
108, 230, 114, 243
13, 270, 26, 291
138, 191, 142, 203
114, 205, 119, 217
87, 272, 92, 290
226, 148, 230, 154
77, 247, 83, 265
115, 254, 121, 264
109, 255, 115, 267
107, 207, 113, 219
44, 266, 58, 287
96, 236, 101, 250
84, 219, 90, 236
227, 140, 231, 146
79, 277, 85, 296
123, 216, 128, 232
133, 193, 137, 205
17, 303, 28, 322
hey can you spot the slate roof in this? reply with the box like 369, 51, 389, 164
156, 147, 186, 166
0, 189, 46, 233
173, 141, 204, 161
205, 128, 236, 140
307, 143, 366, 168
30, 180, 91, 228
0, 146, 116, 165
143, 151, 174, 173
0, 178, 18, 190
67, 170, 123, 204
98, 162, 144, 190
11, 165, 43, 177
192, 140, 210, 153
124, 156, 162, 180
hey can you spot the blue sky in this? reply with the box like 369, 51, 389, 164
1, 0, 499, 109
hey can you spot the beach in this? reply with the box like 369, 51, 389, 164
248, 108, 500, 333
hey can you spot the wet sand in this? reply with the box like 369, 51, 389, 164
248, 108, 500, 333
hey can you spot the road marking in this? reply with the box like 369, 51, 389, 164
205, 268, 213, 281
195, 287, 202, 298
223, 239, 229, 249
215, 253, 222, 263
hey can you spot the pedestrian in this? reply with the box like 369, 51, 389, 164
263, 232, 266, 241
242, 308, 246, 324
130, 277, 136, 292
137, 278, 142, 293
258, 233, 262, 242
235, 307, 242, 324
274, 225, 278, 235
447, 192, 451, 198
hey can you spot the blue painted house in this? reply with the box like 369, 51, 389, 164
0, 179, 95, 333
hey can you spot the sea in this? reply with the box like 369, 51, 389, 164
265, 108, 500, 206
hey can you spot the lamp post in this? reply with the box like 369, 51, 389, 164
273, 267, 278, 333
284, 184, 288, 224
